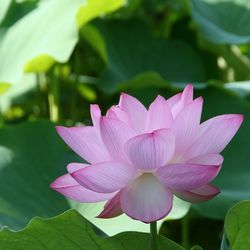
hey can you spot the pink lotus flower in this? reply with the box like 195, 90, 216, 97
51, 84, 243, 223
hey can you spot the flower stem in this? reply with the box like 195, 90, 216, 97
150, 221, 157, 250
48, 66, 60, 122
181, 214, 189, 249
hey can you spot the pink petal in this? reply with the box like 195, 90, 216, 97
174, 184, 220, 203
171, 84, 194, 118
99, 117, 136, 161
67, 163, 88, 173
97, 192, 123, 218
106, 106, 130, 125
166, 93, 181, 110
146, 95, 173, 131
120, 173, 173, 223
50, 173, 114, 202
90, 104, 101, 127
183, 114, 244, 160
172, 97, 203, 156
56, 126, 111, 164
125, 129, 175, 171
156, 163, 221, 191
187, 154, 224, 165
71, 161, 138, 193
119, 93, 147, 133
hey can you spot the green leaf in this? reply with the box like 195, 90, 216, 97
76, 0, 125, 28
225, 81, 250, 98
0, 0, 11, 24
0, 120, 77, 229
0, 83, 11, 94
223, 200, 250, 249
0, 209, 184, 250
191, 0, 250, 44
0, 75, 36, 112
0, 0, 124, 85
80, 25, 108, 62
96, 20, 206, 92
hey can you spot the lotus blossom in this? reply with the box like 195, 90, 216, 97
51, 84, 243, 223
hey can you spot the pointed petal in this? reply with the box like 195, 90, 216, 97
183, 114, 244, 159
166, 93, 181, 110
97, 192, 123, 218
90, 104, 101, 127
172, 97, 203, 156
156, 163, 221, 190
120, 174, 173, 223
181, 84, 193, 103
71, 161, 137, 193
171, 84, 194, 118
50, 173, 114, 202
146, 95, 173, 131
125, 129, 175, 171
100, 117, 136, 161
174, 184, 220, 203
56, 126, 110, 163
119, 93, 147, 133
66, 163, 89, 173
106, 106, 130, 125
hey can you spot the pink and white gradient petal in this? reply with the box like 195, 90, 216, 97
90, 104, 101, 128
166, 93, 181, 110
173, 97, 203, 157
120, 174, 173, 223
146, 95, 173, 131
71, 161, 138, 193
187, 154, 224, 165
183, 114, 244, 160
66, 162, 88, 173
174, 184, 220, 203
125, 129, 175, 171
106, 106, 130, 125
50, 173, 115, 203
56, 126, 110, 164
97, 192, 123, 218
99, 117, 136, 161
171, 84, 194, 118
156, 163, 221, 191
118, 93, 148, 133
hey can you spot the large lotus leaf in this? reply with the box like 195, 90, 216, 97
0, 0, 124, 85
0, 209, 184, 250
0, 120, 77, 228
95, 20, 206, 92
0, 120, 190, 236
191, 0, 250, 44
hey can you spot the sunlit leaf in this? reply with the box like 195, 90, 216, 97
0, 0, 124, 85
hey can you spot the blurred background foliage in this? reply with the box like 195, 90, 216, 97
1, 0, 250, 249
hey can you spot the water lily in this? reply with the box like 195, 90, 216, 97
51, 84, 243, 223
